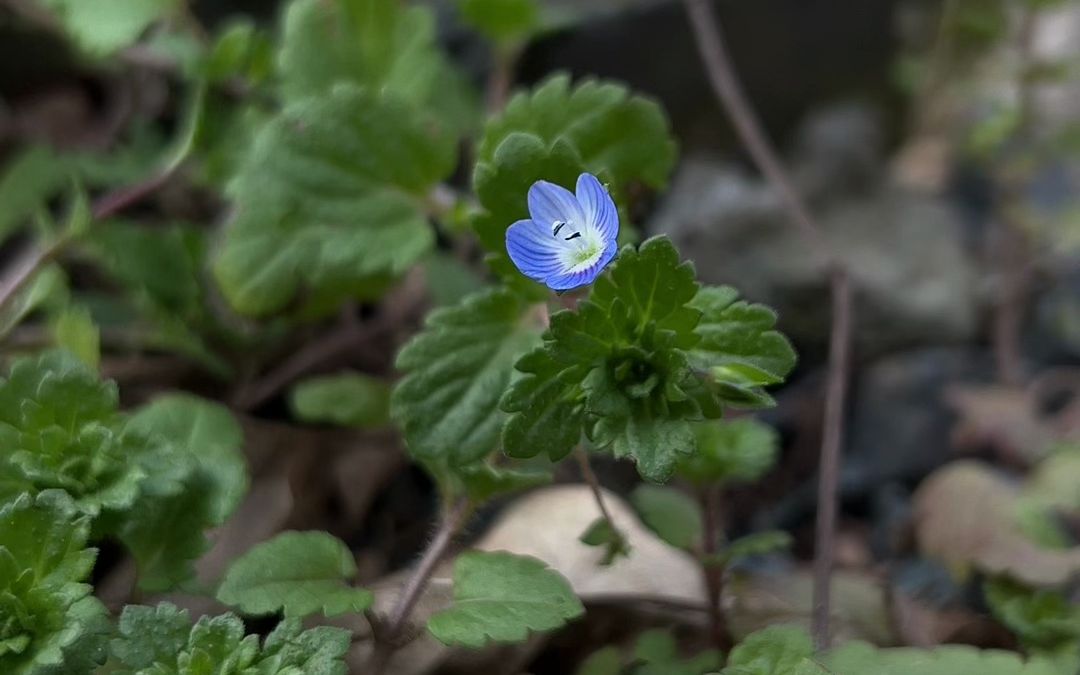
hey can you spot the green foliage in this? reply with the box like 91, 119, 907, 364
630, 485, 702, 550
985, 577, 1080, 668
115, 395, 247, 592
48, 306, 99, 370
722, 626, 825, 675
502, 237, 794, 482
110, 603, 350, 675
722, 530, 794, 564
458, 0, 540, 45
579, 516, 631, 566
0, 351, 144, 514
821, 641, 1063, 675
0, 266, 68, 340
576, 646, 622, 675
216, 531, 372, 618
37, 0, 179, 57
680, 418, 780, 485
0, 491, 109, 675
0, 147, 70, 242
289, 372, 390, 429
632, 629, 721, 675
278, 0, 476, 133
430, 461, 552, 504
393, 287, 544, 465
687, 287, 796, 408
214, 85, 457, 316
427, 550, 584, 647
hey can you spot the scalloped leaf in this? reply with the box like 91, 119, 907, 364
213, 85, 456, 316
393, 287, 545, 465
680, 418, 780, 486
427, 551, 584, 647
216, 531, 372, 618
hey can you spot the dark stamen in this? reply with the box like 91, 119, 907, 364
565, 232, 582, 241
552, 221, 567, 237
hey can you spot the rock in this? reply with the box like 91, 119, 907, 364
651, 153, 981, 354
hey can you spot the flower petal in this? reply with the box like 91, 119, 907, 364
576, 173, 619, 242
545, 238, 618, 291
528, 180, 585, 230
506, 219, 566, 281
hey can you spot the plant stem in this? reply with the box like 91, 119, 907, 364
368, 497, 471, 675
574, 446, 617, 529
682, 0, 852, 650
699, 484, 733, 653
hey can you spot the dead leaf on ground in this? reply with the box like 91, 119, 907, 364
913, 461, 1080, 586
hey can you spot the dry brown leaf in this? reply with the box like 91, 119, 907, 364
912, 461, 1080, 586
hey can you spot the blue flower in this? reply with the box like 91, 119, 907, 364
506, 173, 619, 291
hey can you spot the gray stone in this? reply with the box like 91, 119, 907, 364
651, 150, 981, 354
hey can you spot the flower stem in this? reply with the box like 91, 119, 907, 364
368, 497, 471, 675
574, 446, 618, 530
699, 485, 733, 653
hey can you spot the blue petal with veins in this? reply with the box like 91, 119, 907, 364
506, 173, 620, 291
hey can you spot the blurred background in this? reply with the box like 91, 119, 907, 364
1, 0, 1079, 672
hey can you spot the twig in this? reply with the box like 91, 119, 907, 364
574, 446, 618, 529
486, 45, 518, 113
682, 0, 852, 650
0, 161, 180, 317
368, 498, 472, 675
699, 484, 733, 653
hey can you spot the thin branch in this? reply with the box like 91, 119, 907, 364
0, 238, 66, 316
682, 0, 852, 650
699, 485, 733, 653
486, 45, 519, 113
368, 498, 471, 675
574, 446, 618, 529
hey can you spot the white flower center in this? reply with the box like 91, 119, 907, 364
552, 220, 604, 273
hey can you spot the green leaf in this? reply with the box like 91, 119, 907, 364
114, 394, 248, 592
289, 372, 390, 429
722, 626, 826, 675
216, 531, 372, 618
688, 286, 797, 408
278, 0, 477, 134
0, 491, 109, 675
204, 20, 272, 85
92, 221, 204, 316
722, 530, 793, 564
458, 0, 540, 44
0, 351, 146, 514
680, 418, 780, 485
633, 628, 721, 675
393, 287, 544, 465
477, 74, 676, 191
579, 516, 631, 566
0, 265, 68, 340
430, 460, 553, 504
630, 485, 702, 550
0, 147, 70, 242
110, 603, 350, 675
984, 577, 1080, 651
821, 642, 1063, 675
49, 306, 99, 370
428, 550, 584, 647
214, 84, 456, 316
576, 646, 622, 675
503, 237, 722, 482
38, 0, 179, 56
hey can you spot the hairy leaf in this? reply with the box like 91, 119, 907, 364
114, 394, 248, 592
214, 85, 456, 315
821, 641, 1063, 675
428, 551, 584, 647
110, 603, 350, 675
393, 287, 545, 464
216, 531, 372, 618
722, 626, 825, 675
0, 351, 145, 514
0, 491, 109, 675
